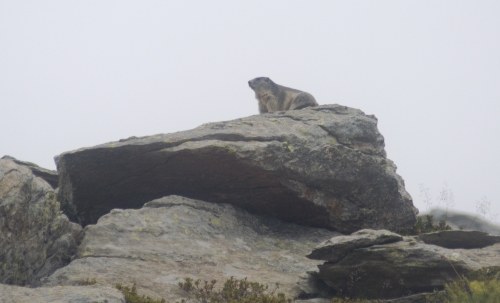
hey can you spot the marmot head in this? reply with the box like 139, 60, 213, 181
248, 77, 275, 92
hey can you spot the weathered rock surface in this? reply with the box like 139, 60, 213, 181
307, 229, 403, 262
419, 230, 500, 249
0, 158, 82, 286
0, 284, 124, 303
43, 195, 340, 302
56, 105, 417, 233
425, 208, 500, 235
1, 155, 58, 189
309, 229, 500, 299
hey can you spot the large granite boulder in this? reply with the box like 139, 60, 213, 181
308, 229, 500, 299
56, 104, 417, 233
0, 284, 124, 303
43, 195, 339, 302
0, 158, 82, 286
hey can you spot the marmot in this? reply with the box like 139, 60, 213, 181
248, 77, 318, 114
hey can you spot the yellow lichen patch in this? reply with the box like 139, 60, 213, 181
219, 144, 237, 154
81, 249, 94, 257
173, 214, 179, 224
389, 249, 407, 260
298, 128, 309, 136
210, 218, 222, 227
329, 137, 337, 144
184, 228, 191, 235
287, 145, 295, 153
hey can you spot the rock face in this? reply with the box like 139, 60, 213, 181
0, 284, 124, 303
43, 195, 339, 302
0, 159, 82, 286
56, 105, 417, 233
307, 229, 403, 262
309, 229, 500, 299
1, 155, 58, 189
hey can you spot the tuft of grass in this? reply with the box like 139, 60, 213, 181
115, 283, 166, 303
178, 276, 292, 303
397, 215, 451, 236
426, 268, 500, 303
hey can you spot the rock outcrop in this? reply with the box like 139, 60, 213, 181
55, 105, 417, 233
0, 284, 124, 303
1, 156, 58, 189
43, 195, 339, 302
307, 229, 402, 262
419, 230, 500, 249
0, 159, 82, 286
309, 229, 500, 299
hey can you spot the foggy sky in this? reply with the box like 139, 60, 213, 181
1, 1, 499, 221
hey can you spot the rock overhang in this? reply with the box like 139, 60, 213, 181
55, 105, 417, 233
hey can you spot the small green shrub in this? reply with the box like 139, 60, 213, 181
426, 268, 500, 303
115, 283, 166, 303
397, 215, 451, 236
178, 277, 292, 303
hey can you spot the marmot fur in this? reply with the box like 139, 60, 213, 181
248, 77, 318, 114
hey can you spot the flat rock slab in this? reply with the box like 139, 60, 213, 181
307, 229, 403, 262
0, 284, 124, 303
419, 230, 500, 249
56, 104, 417, 233
43, 195, 340, 302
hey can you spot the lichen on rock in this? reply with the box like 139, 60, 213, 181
0, 158, 82, 286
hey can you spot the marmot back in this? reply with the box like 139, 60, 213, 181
248, 77, 318, 114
